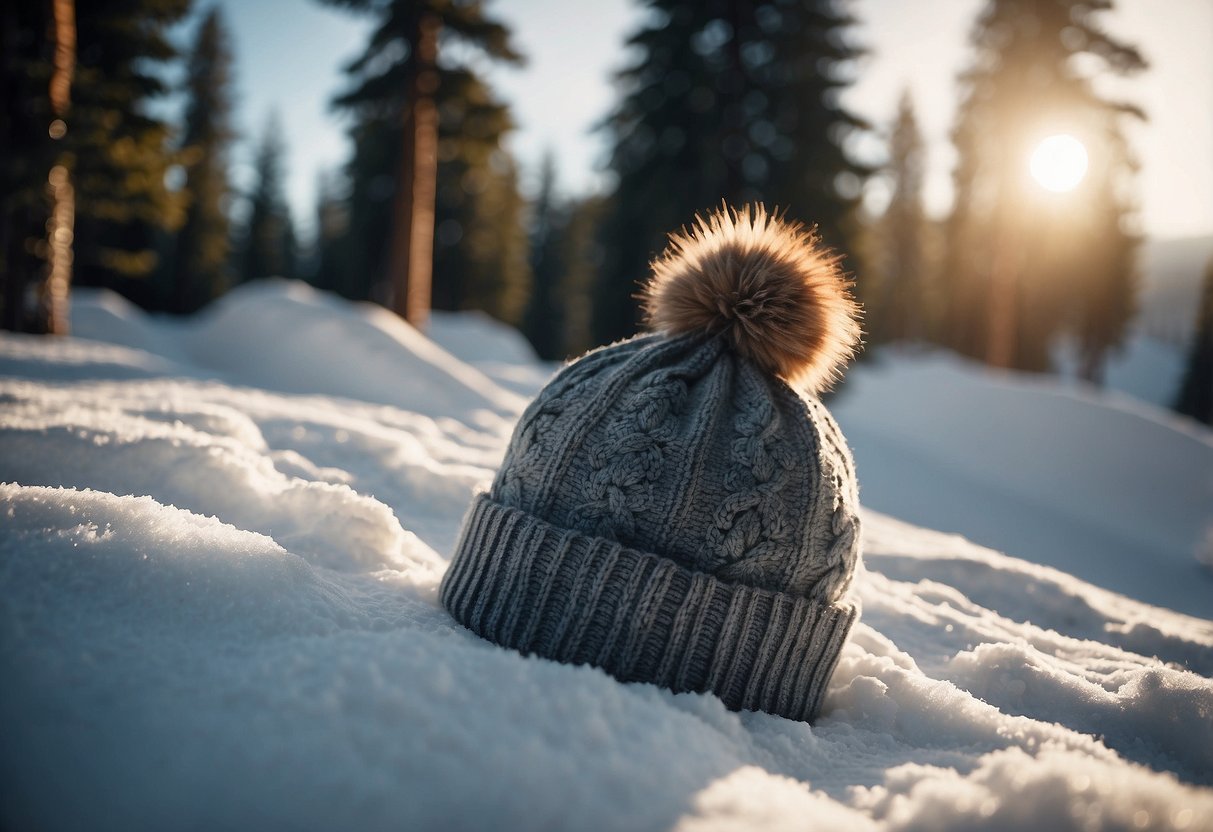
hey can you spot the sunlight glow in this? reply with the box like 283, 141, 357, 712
1029, 134, 1089, 193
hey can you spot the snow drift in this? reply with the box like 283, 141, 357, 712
2, 281, 1211, 831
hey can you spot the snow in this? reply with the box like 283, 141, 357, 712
3, 281, 1212, 831
1053, 332, 1189, 410
832, 348, 1213, 619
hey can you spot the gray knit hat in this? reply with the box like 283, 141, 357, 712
440, 205, 863, 723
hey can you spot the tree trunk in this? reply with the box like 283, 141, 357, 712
385, 13, 439, 331
40, 0, 75, 335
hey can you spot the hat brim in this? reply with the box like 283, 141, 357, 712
440, 493, 857, 723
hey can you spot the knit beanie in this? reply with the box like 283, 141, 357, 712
440, 205, 863, 723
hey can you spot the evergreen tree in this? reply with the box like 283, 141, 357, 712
939, 0, 1145, 376
238, 115, 297, 282
431, 151, 530, 324
1174, 259, 1213, 425
1069, 121, 1139, 383
320, 0, 529, 324
170, 6, 236, 314
593, 0, 868, 343
557, 195, 609, 358
868, 90, 927, 344
521, 153, 566, 359
310, 169, 348, 294
68, 0, 192, 310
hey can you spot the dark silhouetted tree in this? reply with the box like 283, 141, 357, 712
557, 195, 609, 358
0, 0, 68, 332
939, 0, 1146, 377
320, 0, 529, 326
309, 169, 348, 294
592, 0, 869, 344
868, 90, 927, 344
69, 0, 191, 310
170, 6, 236, 313
1174, 259, 1213, 425
434, 151, 530, 325
521, 153, 566, 359
238, 115, 297, 282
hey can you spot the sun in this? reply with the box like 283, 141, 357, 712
1029, 134, 1089, 193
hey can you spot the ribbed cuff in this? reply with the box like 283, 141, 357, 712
440, 494, 857, 723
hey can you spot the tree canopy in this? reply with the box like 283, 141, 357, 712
592, 0, 868, 344
317, 0, 530, 324
939, 0, 1146, 379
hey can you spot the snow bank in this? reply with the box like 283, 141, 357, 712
68, 281, 528, 426
1054, 331, 1189, 409
428, 308, 540, 365
3, 285, 1212, 830
833, 349, 1213, 618
429, 308, 559, 397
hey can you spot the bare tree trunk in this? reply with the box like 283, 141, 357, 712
385, 13, 439, 332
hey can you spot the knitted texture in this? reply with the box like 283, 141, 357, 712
441, 331, 862, 723
443, 495, 856, 722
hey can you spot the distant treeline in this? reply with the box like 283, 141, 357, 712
1, 0, 1209, 422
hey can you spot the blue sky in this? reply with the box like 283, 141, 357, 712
202, 0, 1213, 242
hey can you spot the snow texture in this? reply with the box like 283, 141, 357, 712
2, 281, 1211, 831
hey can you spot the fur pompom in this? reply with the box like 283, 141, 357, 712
641, 204, 862, 394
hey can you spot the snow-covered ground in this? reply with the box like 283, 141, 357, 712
2, 280, 1211, 831
832, 348, 1213, 619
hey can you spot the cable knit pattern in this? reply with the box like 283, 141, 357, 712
494, 393, 572, 510
493, 341, 640, 511
802, 405, 862, 603
574, 367, 688, 544
699, 368, 796, 594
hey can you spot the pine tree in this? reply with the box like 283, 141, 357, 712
939, 0, 1145, 376
238, 115, 297, 282
557, 195, 609, 358
309, 170, 348, 294
520, 154, 566, 359
170, 6, 236, 314
320, 0, 529, 325
1174, 259, 1213, 425
592, 0, 868, 344
868, 90, 927, 344
442, 152, 529, 325
68, 0, 192, 310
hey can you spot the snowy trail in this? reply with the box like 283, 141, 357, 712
3, 283, 1212, 831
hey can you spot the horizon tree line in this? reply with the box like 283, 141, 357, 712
0, 0, 1205, 424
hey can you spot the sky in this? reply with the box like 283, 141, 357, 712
207, 0, 1213, 242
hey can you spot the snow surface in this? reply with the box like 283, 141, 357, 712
2, 281, 1212, 831
1053, 332, 1189, 410
831, 348, 1213, 619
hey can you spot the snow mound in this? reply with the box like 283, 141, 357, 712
833, 349, 1213, 618
68, 282, 528, 426
185, 281, 526, 421
0, 331, 189, 381
2, 287, 1212, 830
429, 308, 540, 365
68, 288, 185, 361
429, 308, 558, 397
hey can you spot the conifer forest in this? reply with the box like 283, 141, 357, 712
1, 0, 1209, 423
